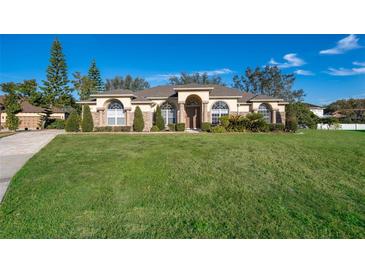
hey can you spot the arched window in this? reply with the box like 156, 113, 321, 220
211, 101, 229, 125
161, 102, 176, 126
258, 104, 271, 123
107, 101, 125, 125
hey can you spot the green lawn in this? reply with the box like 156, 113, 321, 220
0, 130, 364, 238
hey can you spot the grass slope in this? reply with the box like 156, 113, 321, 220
0, 130, 364, 238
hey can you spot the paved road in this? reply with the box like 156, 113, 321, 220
0, 130, 63, 202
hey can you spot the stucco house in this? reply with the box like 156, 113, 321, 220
0, 95, 67, 130
304, 103, 325, 118
77, 84, 288, 131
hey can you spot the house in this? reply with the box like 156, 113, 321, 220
77, 84, 288, 131
304, 103, 325, 118
0, 95, 67, 130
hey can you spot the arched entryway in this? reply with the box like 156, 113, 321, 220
185, 95, 202, 129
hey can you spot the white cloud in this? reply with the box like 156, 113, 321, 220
353, 61, 365, 66
146, 68, 234, 82
319, 34, 362, 55
268, 53, 305, 68
294, 69, 314, 76
325, 61, 365, 76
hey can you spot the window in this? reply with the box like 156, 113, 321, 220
161, 103, 176, 126
258, 104, 271, 123
107, 101, 125, 126
211, 101, 229, 125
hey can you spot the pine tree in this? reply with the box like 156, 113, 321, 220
88, 59, 104, 93
81, 105, 94, 132
133, 106, 144, 132
41, 38, 73, 107
65, 110, 80, 132
155, 105, 165, 130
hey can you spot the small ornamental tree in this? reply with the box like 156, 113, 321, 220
1, 82, 21, 131
65, 110, 80, 132
133, 106, 144, 132
155, 105, 165, 130
285, 114, 298, 132
81, 105, 94, 132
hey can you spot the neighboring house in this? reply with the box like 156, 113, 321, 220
78, 84, 288, 131
304, 103, 325, 118
0, 95, 67, 130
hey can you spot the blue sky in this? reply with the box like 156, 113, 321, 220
0, 34, 364, 105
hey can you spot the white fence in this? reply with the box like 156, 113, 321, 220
317, 123, 365, 130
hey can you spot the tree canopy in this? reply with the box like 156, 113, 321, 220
232, 66, 305, 102
72, 72, 94, 100
105, 75, 150, 91
88, 59, 105, 92
0, 82, 21, 130
168, 72, 226, 86
41, 38, 73, 107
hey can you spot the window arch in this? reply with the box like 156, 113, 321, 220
107, 100, 125, 125
258, 103, 272, 123
211, 101, 229, 125
161, 102, 176, 126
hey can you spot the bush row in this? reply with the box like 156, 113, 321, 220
205, 113, 295, 133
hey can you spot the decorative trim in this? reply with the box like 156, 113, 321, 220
249, 98, 284, 102
96, 107, 105, 111
91, 94, 137, 98
209, 96, 241, 99
76, 101, 96, 104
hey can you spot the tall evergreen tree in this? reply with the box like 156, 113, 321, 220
88, 59, 104, 92
72, 72, 94, 100
41, 38, 73, 107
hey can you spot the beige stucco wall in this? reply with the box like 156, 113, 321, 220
207, 98, 238, 113
177, 91, 210, 103
96, 97, 132, 110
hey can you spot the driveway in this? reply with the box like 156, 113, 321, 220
0, 130, 63, 202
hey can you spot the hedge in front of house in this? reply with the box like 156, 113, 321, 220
150, 125, 160, 132
133, 106, 144, 132
285, 114, 298, 132
201, 122, 212, 132
47, 119, 65, 129
81, 105, 94, 132
269, 123, 285, 132
94, 126, 131, 132
154, 105, 165, 130
210, 125, 226, 133
176, 123, 185, 131
65, 110, 80, 132
168, 123, 175, 131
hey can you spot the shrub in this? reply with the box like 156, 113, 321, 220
246, 112, 268, 132
176, 123, 185, 131
112, 126, 131, 132
269, 123, 285, 132
210, 125, 226, 133
201, 122, 211, 132
285, 115, 298, 132
167, 123, 176, 131
154, 105, 165, 130
227, 115, 247, 132
150, 125, 160, 132
47, 119, 65, 129
81, 105, 94, 132
65, 110, 80, 132
133, 106, 144, 132
94, 126, 112, 132
219, 115, 230, 128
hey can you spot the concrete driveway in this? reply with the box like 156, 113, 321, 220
0, 130, 63, 202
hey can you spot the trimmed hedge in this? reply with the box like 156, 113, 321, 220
47, 119, 65, 129
168, 123, 176, 131
155, 105, 165, 130
211, 125, 226, 133
269, 123, 285, 132
285, 115, 298, 132
201, 122, 211, 132
65, 110, 80, 132
81, 105, 94, 132
94, 126, 131, 132
133, 106, 144, 132
150, 125, 160, 132
176, 123, 185, 131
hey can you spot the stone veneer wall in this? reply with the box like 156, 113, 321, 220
91, 112, 100, 127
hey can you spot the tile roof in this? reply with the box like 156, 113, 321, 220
0, 95, 68, 113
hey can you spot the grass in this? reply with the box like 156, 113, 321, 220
0, 130, 364, 238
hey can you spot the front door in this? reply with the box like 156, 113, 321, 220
186, 106, 201, 129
